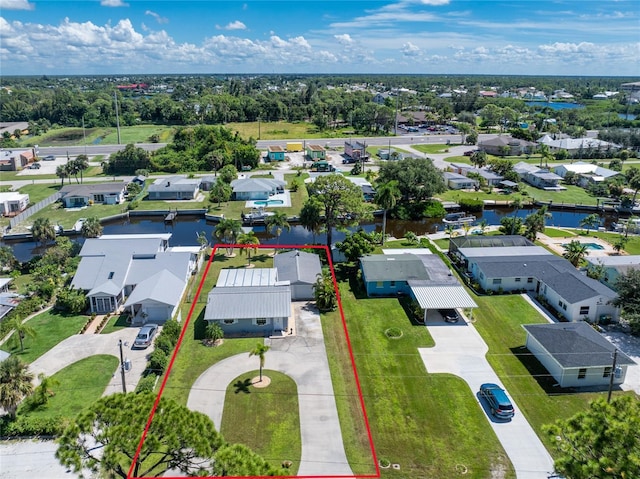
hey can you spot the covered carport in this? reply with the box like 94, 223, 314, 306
409, 283, 478, 323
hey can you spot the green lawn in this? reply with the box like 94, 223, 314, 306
437, 184, 599, 206
100, 313, 130, 335
471, 295, 623, 452
7, 310, 89, 363
324, 270, 514, 478
221, 370, 301, 474
412, 143, 463, 154
19, 355, 118, 419
161, 251, 275, 405
543, 227, 578, 238
20, 125, 174, 147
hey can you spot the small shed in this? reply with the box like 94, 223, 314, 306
266, 145, 286, 162
274, 250, 322, 300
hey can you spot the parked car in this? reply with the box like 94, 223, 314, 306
438, 309, 460, 323
43, 155, 56, 161
134, 324, 158, 348
463, 150, 476, 156
479, 383, 515, 419
28, 162, 41, 169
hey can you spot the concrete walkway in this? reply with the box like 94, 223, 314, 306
29, 328, 151, 394
418, 318, 555, 479
187, 302, 353, 477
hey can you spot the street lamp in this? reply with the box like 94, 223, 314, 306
118, 339, 127, 393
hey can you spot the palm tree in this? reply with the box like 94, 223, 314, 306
33, 373, 60, 406
204, 323, 224, 344
375, 180, 401, 245
444, 224, 456, 238
264, 211, 290, 245
80, 216, 103, 238
7, 316, 36, 353
196, 231, 209, 249
510, 196, 523, 235
562, 240, 589, 267
55, 165, 69, 186
237, 230, 260, 266
613, 236, 628, 255
213, 218, 242, 256
249, 342, 270, 382
73, 154, 90, 183
31, 217, 56, 246
470, 151, 487, 168
478, 219, 489, 235
579, 213, 600, 235
299, 197, 324, 244
0, 356, 34, 418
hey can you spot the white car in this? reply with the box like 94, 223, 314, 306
134, 324, 158, 348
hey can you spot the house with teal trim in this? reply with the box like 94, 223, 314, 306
266, 145, 286, 162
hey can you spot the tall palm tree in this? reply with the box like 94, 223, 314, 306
55, 165, 69, 186
562, 240, 589, 267
510, 196, 523, 235
249, 342, 270, 382
7, 316, 36, 353
31, 217, 56, 246
375, 180, 401, 245
579, 213, 601, 235
80, 216, 103, 238
74, 154, 90, 183
237, 230, 260, 266
213, 218, 242, 256
0, 356, 34, 418
264, 211, 290, 245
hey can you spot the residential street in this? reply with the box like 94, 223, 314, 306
187, 302, 354, 477
419, 318, 556, 479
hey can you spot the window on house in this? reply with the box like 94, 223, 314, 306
527, 277, 534, 283
515, 277, 521, 282
108, 272, 114, 279
492, 278, 502, 285
580, 306, 590, 315
558, 300, 564, 308
223, 319, 237, 325
563, 304, 567, 310
390, 281, 396, 287
479, 273, 484, 280
93, 194, 105, 202
254, 318, 269, 326
376, 282, 384, 288
603, 367, 612, 378
578, 368, 587, 379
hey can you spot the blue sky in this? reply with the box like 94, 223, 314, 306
1, 0, 638, 76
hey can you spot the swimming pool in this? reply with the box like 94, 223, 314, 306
562, 242, 604, 250
253, 199, 284, 206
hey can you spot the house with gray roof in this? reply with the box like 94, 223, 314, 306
274, 250, 322, 300
59, 182, 127, 208
361, 251, 477, 321
230, 177, 285, 201
147, 176, 200, 200
585, 255, 640, 292
478, 136, 536, 156
452, 235, 619, 323
523, 322, 634, 388
204, 285, 291, 336
443, 171, 479, 190
513, 162, 564, 190
71, 234, 196, 323
553, 161, 619, 188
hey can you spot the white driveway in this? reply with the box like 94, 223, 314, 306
0, 440, 76, 479
418, 320, 555, 479
187, 302, 353, 477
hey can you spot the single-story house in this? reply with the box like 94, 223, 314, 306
0, 148, 36, 171
59, 183, 127, 208
0, 278, 19, 321
361, 251, 477, 322
448, 163, 504, 186
523, 322, 635, 388
0, 192, 29, 216
305, 144, 326, 160
513, 162, 563, 190
199, 175, 217, 192
131, 175, 147, 186
266, 145, 286, 162
444, 172, 479, 190
70, 234, 197, 323
204, 285, 291, 336
274, 250, 322, 300
552, 161, 619, 188
230, 177, 285, 201
345, 177, 376, 201
585, 255, 640, 292
478, 136, 536, 156
451, 235, 619, 323
147, 176, 200, 200
538, 136, 620, 155
372, 92, 390, 105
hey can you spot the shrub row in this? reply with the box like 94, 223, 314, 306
0, 415, 70, 438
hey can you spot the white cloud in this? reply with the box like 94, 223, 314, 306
334, 33, 353, 45
401, 41, 421, 56
145, 10, 169, 25
0, 0, 33, 10
216, 20, 246, 31
417, 0, 450, 5
100, 0, 128, 7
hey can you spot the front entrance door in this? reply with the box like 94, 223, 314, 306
274, 317, 283, 331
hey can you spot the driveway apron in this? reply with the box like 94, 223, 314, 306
418, 320, 555, 479
188, 302, 353, 477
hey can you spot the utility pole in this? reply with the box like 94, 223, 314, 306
118, 339, 127, 394
607, 349, 618, 403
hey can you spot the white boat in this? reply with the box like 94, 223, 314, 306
442, 212, 476, 225
73, 218, 86, 232
241, 208, 275, 223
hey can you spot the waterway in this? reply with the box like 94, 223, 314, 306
3, 206, 626, 263
524, 102, 585, 110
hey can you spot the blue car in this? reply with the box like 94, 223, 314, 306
479, 383, 515, 419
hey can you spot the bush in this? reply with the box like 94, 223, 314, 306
135, 374, 157, 394
0, 415, 69, 438
161, 319, 181, 343
148, 349, 168, 375
458, 198, 484, 212
154, 334, 176, 356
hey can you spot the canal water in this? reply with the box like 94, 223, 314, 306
3, 206, 625, 263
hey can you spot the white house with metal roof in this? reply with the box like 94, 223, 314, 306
59, 182, 127, 208
147, 176, 200, 200
552, 161, 620, 188
523, 322, 634, 388
451, 235, 619, 323
70, 234, 196, 323
274, 250, 322, 300
585, 255, 640, 292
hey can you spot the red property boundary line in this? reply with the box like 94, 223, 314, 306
129, 243, 380, 479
